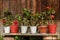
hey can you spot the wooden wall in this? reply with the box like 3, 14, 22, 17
0, 0, 59, 19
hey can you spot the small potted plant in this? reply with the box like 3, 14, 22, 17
46, 6, 57, 34
3, 9, 13, 33
10, 20, 19, 33
20, 8, 30, 33
38, 12, 48, 34
2, 18, 10, 33
29, 13, 40, 34
10, 13, 20, 33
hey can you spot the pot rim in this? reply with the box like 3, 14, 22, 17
38, 25, 47, 27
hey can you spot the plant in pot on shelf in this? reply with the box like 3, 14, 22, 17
29, 13, 40, 34
46, 6, 56, 34
2, 9, 13, 33
10, 13, 21, 33
2, 17, 11, 33
38, 12, 48, 34
20, 8, 30, 34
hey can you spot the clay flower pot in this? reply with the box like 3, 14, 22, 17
30, 26, 37, 34
38, 25, 47, 34
48, 24, 57, 34
10, 25, 18, 33
4, 26, 10, 33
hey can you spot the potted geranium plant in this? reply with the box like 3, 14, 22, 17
10, 13, 20, 33
20, 8, 30, 33
38, 12, 48, 34
2, 9, 13, 33
2, 17, 10, 33
46, 6, 57, 34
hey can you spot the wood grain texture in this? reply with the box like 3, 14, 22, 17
32, 0, 36, 13
27, 0, 30, 9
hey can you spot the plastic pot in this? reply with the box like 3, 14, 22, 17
21, 26, 28, 33
30, 26, 37, 34
48, 24, 57, 34
10, 25, 18, 33
4, 26, 10, 33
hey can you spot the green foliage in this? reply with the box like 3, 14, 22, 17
22, 8, 31, 18
0, 35, 3, 40
15, 13, 21, 21
15, 13, 21, 25
30, 13, 40, 26
21, 8, 31, 26
47, 8, 55, 14
2, 17, 11, 26
15, 36, 19, 40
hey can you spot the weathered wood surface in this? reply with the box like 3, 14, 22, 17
3, 33, 58, 36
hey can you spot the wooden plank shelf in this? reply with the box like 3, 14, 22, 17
3, 33, 58, 36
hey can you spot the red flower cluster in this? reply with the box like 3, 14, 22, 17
50, 15, 55, 19
46, 6, 55, 19
46, 6, 51, 10
1, 19, 6, 23
13, 20, 19, 26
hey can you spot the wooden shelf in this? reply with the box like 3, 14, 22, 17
3, 33, 58, 36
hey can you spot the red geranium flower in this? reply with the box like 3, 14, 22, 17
50, 15, 55, 19
13, 20, 19, 26
1, 19, 6, 23
46, 6, 51, 10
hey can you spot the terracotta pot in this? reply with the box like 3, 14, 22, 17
10, 25, 18, 33
38, 25, 47, 33
48, 24, 57, 34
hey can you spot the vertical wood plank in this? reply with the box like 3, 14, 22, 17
3, 0, 9, 17
41, 0, 47, 11
16, 0, 21, 14
27, 0, 30, 9
0, 0, 3, 17
32, 0, 36, 15
36, 0, 41, 13
21, 0, 26, 8
9, 0, 17, 16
